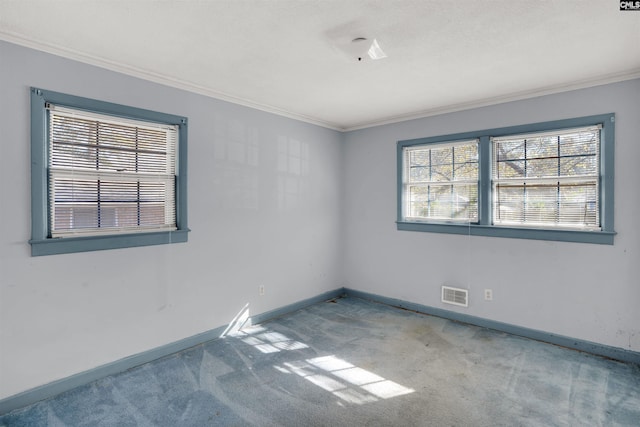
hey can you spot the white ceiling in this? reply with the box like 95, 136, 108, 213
1, 0, 639, 130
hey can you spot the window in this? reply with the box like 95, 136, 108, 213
404, 140, 479, 222
30, 88, 189, 256
492, 126, 600, 229
397, 114, 615, 244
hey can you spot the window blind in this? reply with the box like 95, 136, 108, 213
492, 125, 600, 229
48, 105, 178, 237
404, 140, 479, 222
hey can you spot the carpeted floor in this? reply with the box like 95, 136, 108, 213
2, 296, 639, 426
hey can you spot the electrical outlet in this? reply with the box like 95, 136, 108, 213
484, 289, 493, 301
259, 285, 265, 296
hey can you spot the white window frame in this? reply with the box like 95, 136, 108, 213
397, 114, 615, 244
402, 139, 479, 224
30, 88, 189, 256
491, 125, 602, 231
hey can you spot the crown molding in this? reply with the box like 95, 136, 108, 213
343, 69, 640, 132
3, 32, 639, 133
0, 32, 343, 131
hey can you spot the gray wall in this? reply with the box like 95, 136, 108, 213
343, 79, 640, 354
0, 41, 344, 399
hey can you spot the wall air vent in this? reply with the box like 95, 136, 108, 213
441, 286, 468, 307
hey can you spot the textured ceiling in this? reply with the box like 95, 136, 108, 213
1, 0, 639, 130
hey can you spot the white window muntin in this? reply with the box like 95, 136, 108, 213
403, 139, 479, 223
48, 105, 178, 238
491, 125, 601, 230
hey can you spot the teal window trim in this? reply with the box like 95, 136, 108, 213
397, 114, 616, 245
30, 88, 189, 256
